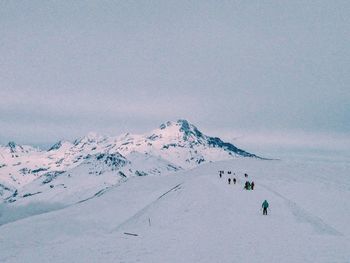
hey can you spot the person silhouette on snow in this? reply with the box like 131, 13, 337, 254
262, 200, 269, 215
233, 178, 236, 184
228, 178, 231, 184
251, 181, 255, 190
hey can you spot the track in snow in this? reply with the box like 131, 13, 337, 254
112, 182, 184, 233
260, 183, 342, 236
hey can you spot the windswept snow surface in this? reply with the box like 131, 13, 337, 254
0, 158, 349, 263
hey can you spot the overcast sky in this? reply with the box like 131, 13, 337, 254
0, 1, 349, 156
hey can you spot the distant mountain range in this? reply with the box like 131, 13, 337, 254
0, 120, 261, 204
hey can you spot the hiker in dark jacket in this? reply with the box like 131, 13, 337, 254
251, 181, 255, 190
228, 178, 231, 184
262, 200, 269, 215
244, 173, 248, 178
233, 178, 236, 184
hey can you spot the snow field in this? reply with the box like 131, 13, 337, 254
0, 158, 349, 263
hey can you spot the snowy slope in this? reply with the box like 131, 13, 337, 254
0, 181, 15, 200
0, 142, 44, 187
3, 152, 181, 207
0, 158, 349, 263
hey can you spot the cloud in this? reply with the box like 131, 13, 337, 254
209, 128, 350, 158
0, 0, 349, 156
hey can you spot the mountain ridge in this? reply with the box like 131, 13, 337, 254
0, 119, 262, 204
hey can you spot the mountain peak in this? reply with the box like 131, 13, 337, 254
159, 119, 191, 128
159, 121, 173, 130
7, 141, 24, 153
74, 132, 106, 146
48, 141, 63, 151
176, 119, 190, 125
149, 120, 210, 150
177, 119, 203, 137
85, 132, 102, 140
157, 119, 204, 141
7, 141, 17, 149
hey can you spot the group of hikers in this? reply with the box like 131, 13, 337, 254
244, 181, 255, 190
218, 170, 270, 215
218, 170, 237, 185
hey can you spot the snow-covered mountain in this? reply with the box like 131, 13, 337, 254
0, 120, 259, 204
114, 120, 258, 168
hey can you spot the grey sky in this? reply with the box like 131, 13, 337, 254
0, 1, 349, 155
